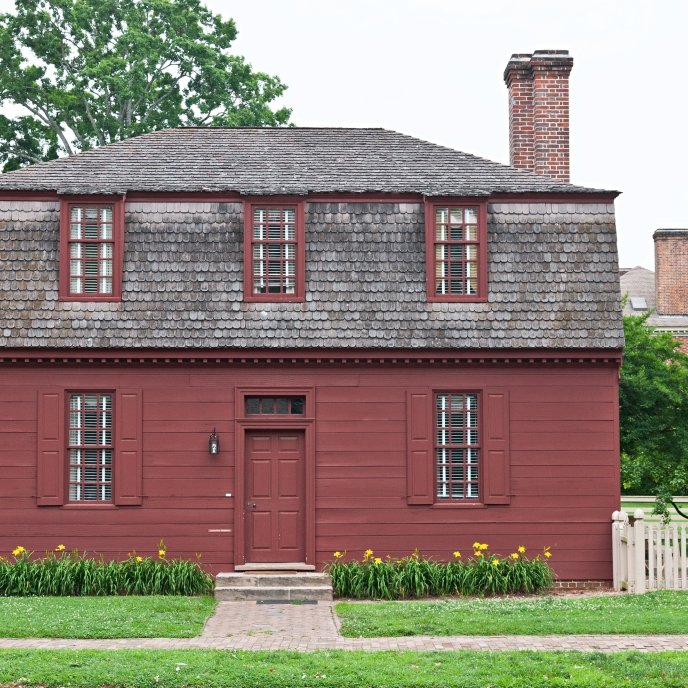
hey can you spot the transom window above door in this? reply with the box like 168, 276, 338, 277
245, 396, 305, 415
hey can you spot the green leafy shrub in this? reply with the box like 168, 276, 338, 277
327, 544, 554, 599
0, 541, 213, 596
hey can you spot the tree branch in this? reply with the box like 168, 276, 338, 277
19, 102, 74, 155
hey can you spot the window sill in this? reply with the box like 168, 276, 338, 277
431, 502, 488, 509
58, 296, 122, 303
60, 503, 119, 509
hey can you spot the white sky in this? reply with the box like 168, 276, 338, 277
2, 0, 686, 269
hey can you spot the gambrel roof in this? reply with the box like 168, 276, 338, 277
0, 127, 623, 351
0, 127, 614, 196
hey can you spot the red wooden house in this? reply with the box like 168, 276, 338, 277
0, 51, 623, 583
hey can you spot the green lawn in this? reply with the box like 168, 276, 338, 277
337, 591, 688, 637
0, 649, 687, 688
0, 596, 216, 638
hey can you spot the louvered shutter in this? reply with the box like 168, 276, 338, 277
483, 389, 511, 504
37, 389, 65, 505
114, 389, 143, 505
406, 389, 434, 505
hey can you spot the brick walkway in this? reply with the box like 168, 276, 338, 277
0, 601, 686, 652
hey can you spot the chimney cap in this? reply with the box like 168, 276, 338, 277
654, 229, 688, 240
504, 50, 573, 83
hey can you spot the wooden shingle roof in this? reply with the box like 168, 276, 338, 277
0, 127, 615, 196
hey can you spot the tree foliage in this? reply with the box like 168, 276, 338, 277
0, 0, 290, 170
620, 312, 688, 517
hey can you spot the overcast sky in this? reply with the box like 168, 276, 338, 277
2, 0, 685, 269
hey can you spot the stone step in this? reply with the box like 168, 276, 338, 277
216, 572, 330, 588
215, 585, 333, 601
235, 562, 315, 572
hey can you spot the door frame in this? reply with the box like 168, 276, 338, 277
234, 387, 315, 567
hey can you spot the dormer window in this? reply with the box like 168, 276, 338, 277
425, 199, 488, 302
59, 197, 125, 301
243, 200, 305, 302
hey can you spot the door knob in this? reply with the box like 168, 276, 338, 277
246, 501, 256, 508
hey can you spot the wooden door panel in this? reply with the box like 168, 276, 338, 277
245, 430, 305, 562
278, 458, 299, 497
250, 459, 271, 497
278, 510, 299, 549
249, 511, 272, 550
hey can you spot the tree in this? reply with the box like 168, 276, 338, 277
0, 0, 290, 170
620, 311, 688, 519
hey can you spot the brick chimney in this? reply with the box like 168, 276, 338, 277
504, 50, 574, 182
654, 229, 688, 315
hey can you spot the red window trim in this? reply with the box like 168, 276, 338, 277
243, 198, 306, 303
433, 390, 482, 504
65, 390, 115, 505
59, 195, 125, 302
235, 386, 315, 420
425, 198, 488, 302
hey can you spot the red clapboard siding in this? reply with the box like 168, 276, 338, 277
0, 361, 619, 580
0, 421, 38, 433
0, 450, 37, 467
316, 505, 613, 521
0, 402, 35, 420
511, 450, 615, 466
316, 402, 405, 421
511, 432, 616, 451
316, 432, 406, 451
511, 402, 615, 421
316, 450, 404, 467
317, 478, 407, 498
512, 464, 617, 479
510, 386, 616, 402
144, 403, 234, 421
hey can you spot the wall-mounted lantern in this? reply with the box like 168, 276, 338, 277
208, 429, 220, 456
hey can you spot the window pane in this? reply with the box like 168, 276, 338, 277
68, 393, 113, 503
245, 396, 306, 415
67, 205, 116, 297
251, 206, 299, 296
433, 205, 480, 298
435, 393, 480, 500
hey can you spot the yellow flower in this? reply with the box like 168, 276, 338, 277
544, 551, 552, 559
333, 551, 343, 559
158, 549, 166, 559
474, 551, 483, 557
491, 558, 500, 566
518, 545, 526, 554
11, 546, 25, 557
452, 551, 461, 559
479, 543, 489, 551
135, 556, 143, 563
363, 548, 374, 561
55, 544, 66, 552
374, 557, 382, 565
510, 553, 519, 560
472, 541, 481, 549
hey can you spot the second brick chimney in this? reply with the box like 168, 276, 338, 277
504, 50, 574, 182
654, 229, 688, 315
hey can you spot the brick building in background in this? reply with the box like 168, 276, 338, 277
620, 229, 688, 350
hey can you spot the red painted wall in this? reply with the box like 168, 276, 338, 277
0, 361, 620, 581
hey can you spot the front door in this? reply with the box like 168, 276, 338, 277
245, 430, 305, 563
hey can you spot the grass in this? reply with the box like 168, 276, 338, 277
0, 596, 216, 638
337, 590, 688, 637
0, 649, 687, 687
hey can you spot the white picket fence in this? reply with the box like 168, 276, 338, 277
612, 509, 688, 593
